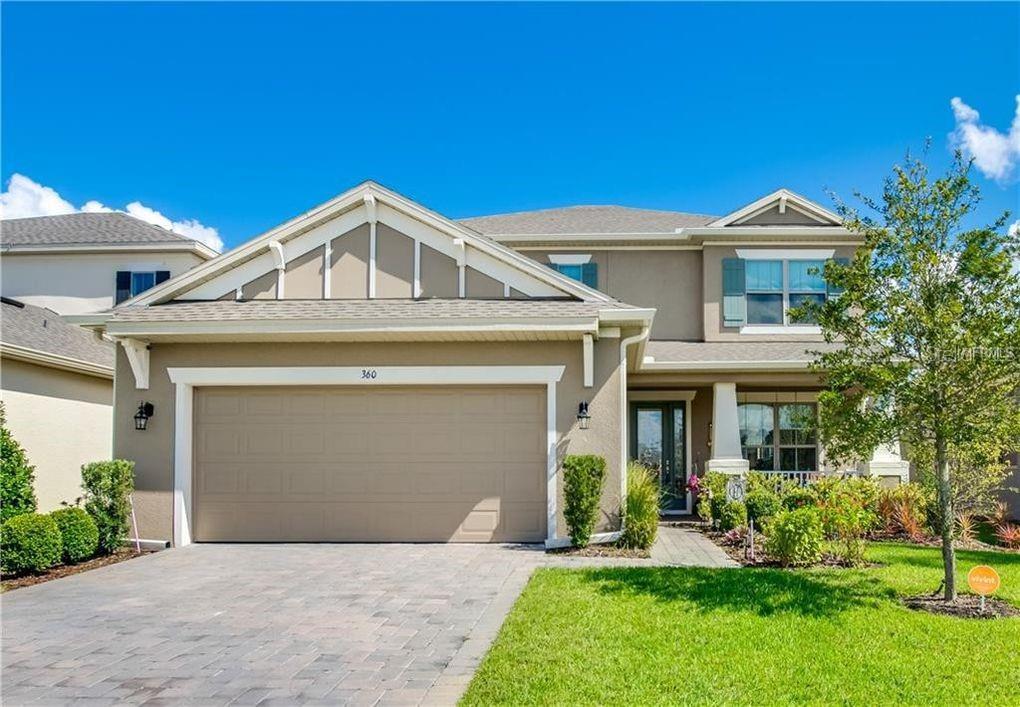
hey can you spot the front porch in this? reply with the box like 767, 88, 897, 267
627, 382, 910, 514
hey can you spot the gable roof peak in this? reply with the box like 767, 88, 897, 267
709, 188, 842, 228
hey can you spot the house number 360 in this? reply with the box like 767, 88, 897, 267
361, 369, 378, 379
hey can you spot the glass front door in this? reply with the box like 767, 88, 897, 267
631, 402, 688, 512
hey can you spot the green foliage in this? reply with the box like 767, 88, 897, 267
718, 500, 747, 532
820, 495, 878, 565
876, 483, 930, 538
696, 496, 713, 522
766, 508, 823, 566
80, 460, 135, 555
813, 476, 880, 511
618, 463, 660, 550
703, 471, 729, 520
50, 507, 99, 564
0, 404, 37, 523
745, 489, 781, 525
1, 512, 62, 574
562, 455, 606, 547
782, 487, 818, 511
813, 152, 1020, 598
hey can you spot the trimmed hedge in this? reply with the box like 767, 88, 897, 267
1, 404, 37, 523
51, 507, 99, 563
1, 513, 62, 574
81, 460, 135, 555
619, 462, 660, 550
745, 490, 781, 525
563, 455, 606, 547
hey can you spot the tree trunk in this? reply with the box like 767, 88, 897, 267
935, 433, 956, 601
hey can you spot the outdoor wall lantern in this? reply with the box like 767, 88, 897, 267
134, 402, 154, 431
577, 401, 591, 430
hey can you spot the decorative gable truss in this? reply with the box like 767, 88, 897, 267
708, 189, 843, 228
126, 183, 610, 306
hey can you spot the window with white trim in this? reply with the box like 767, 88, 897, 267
546, 256, 597, 289
116, 270, 170, 304
723, 257, 844, 328
739, 402, 818, 472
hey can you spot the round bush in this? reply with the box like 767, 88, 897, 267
1, 513, 62, 574
719, 500, 747, 532
745, 490, 781, 524
765, 507, 823, 566
782, 487, 818, 511
50, 507, 99, 563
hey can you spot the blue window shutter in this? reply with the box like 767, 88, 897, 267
115, 271, 132, 304
827, 258, 849, 296
722, 258, 746, 327
580, 262, 598, 289
155, 270, 171, 284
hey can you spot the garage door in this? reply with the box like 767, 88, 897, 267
192, 385, 547, 542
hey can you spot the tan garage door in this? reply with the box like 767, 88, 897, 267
193, 385, 546, 542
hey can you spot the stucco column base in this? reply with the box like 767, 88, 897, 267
857, 460, 910, 485
706, 458, 749, 476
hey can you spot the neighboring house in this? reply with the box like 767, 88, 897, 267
73, 181, 910, 547
1, 212, 216, 315
0, 212, 215, 510
0, 297, 113, 510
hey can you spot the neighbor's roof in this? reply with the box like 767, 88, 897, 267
459, 205, 716, 236
1, 212, 213, 256
0, 297, 113, 375
642, 340, 841, 371
104, 298, 643, 323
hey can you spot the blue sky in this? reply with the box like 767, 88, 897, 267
2, 2, 1018, 251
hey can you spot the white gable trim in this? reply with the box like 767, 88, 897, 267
125, 181, 612, 307
708, 189, 842, 228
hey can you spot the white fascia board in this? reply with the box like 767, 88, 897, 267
735, 248, 835, 260
0, 343, 114, 379
708, 189, 842, 228
104, 317, 600, 338
490, 232, 692, 244
639, 358, 814, 372
167, 365, 566, 387
597, 307, 656, 325
1, 242, 218, 259
685, 226, 854, 238
63, 312, 115, 327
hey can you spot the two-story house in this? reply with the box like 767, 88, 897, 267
71, 182, 909, 547
0, 212, 215, 510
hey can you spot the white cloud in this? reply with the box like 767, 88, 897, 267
949, 95, 1020, 182
0, 173, 223, 252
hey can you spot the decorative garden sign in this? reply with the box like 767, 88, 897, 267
725, 476, 746, 503
967, 565, 1000, 612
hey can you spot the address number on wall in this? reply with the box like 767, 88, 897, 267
361, 369, 378, 379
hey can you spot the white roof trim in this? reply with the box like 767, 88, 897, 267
639, 356, 814, 372
122, 181, 613, 307
0, 241, 218, 259
708, 189, 842, 228
0, 342, 113, 379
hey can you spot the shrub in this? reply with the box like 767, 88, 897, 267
1, 513, 62, 574
995, 523, 1020, 549
765, 508, 823, 566
619, 462, 660, 550
876, 483, 929, 538
81, 460, 135, 555
719, 500, 747, 532
50, 507, 99, 563
813, 475, 880, 510
703, 472, 729, 520
745, 489, 781, 525
696, 496, 713, 522
821, 495, 877, 565
721, 527, 747, 546
0, 404, 37, 523
782, 487, 818, 511
562, 455, 606, 547
955, 511, 977, 544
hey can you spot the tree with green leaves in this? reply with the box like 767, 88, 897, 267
0, 403, 38, 523
811, 152, 1020, 600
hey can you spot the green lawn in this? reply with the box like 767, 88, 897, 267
462, 543, 1019, 706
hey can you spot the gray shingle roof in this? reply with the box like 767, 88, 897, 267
107, 298, 639, 323
1, 298, 113, 368
1, 212, 191, 247
459, 205, 716, 235
644, 340, 841, 363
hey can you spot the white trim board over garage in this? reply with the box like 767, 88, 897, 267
166, 365, 565, 548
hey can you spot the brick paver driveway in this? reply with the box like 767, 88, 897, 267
1, 543, 546, 706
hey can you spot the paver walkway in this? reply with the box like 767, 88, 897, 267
651, 525, 739, 567
2, 528, 735, 706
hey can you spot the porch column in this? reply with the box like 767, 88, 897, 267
707, 382, 749, 475
857, 442, 910, 485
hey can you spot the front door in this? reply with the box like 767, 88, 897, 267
630, 402, 688, 513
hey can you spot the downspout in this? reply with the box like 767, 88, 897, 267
619, 324, 651, 517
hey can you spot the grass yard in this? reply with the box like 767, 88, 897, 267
462, 543, 1019, 705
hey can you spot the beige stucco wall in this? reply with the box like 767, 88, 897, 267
1, 251, 206, 315
525, 250, 703, 340
113, 338, 623, 543
1, 357, 112, 511
375, 224, 414, 298
741, 206, 827, 226
419, 245, 459, 298
702, 245, 858, 341
284, 246, 325, 299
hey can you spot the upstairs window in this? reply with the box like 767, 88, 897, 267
723, 257, 845, 328
116, 270, 170, 304
547, 255, 598, 289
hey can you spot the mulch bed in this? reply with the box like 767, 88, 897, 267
702, 529, 879, 569
903, 594, 1020, 619
1, 548, 154, 593
548, 545, 651, 559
